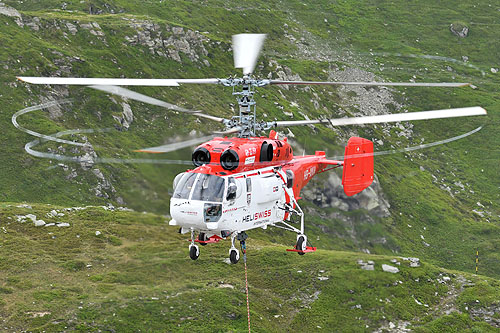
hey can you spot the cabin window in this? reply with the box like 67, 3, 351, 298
191, 174, 225, 202
286, 170, 294, 189
246, 178, 252, 192
172, 173, 197, 199
227, 177, 237, 201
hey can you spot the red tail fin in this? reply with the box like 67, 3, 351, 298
342, 137, 374, 196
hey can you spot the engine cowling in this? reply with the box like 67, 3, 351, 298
191, 135, 294, 175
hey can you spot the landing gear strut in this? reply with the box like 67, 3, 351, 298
229, 231, 248, 264
189, 229, 200, 260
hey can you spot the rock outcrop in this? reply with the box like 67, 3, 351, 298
450, 23, 469, 38
303, 172, 390, 217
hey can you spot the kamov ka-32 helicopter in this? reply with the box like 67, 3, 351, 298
18, 34, 487, 263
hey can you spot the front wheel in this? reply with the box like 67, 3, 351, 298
229, 249, 240, 264
189, 244, 200, 260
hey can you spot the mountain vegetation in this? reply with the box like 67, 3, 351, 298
0, 0, 499, 331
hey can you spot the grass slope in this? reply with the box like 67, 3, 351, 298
0, 1, 499, 328
1, 203, 499, 332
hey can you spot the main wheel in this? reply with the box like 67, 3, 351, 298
229, 248, 240, 264
198, 232, 207, 246
189, 244, 200, 260
296, 235, 306, 256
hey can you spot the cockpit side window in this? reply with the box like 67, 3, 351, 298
172, 173, 197, 199
246, 177, 252, 192
226, 177, 237, 201
191, 174, 225, 202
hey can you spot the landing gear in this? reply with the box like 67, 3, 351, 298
189, 244, 200, 260
228, 232, 248, 264
189, 229, 200, 260
296, 234, 307, 255
229, 248, 240, 264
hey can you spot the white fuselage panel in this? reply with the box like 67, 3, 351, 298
170, 169, 289, 236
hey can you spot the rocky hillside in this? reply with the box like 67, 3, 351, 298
0, 0, 499, 330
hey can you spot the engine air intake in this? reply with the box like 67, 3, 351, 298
192, 147, 211, 167
220, 149, 239, 170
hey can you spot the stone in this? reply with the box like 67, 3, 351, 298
66, 22, 78, 35
95, 231, 102, 236
382, 264, 399, 273
25, 214, 37, 222
57, 223, 70, 227
450, 23, 469, 38
406, 257, 420, 267
16, 204, 32, 209
0, 2, 24, 27
34, 220, 46, 227
361, 265, 374, 271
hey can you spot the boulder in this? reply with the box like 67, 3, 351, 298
382, 264, 399, 273
450, 23, 469, 38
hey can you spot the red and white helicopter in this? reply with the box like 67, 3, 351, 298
18, 34, 486, 263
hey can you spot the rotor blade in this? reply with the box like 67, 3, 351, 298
90, 85, 195, 113
135, 135, 215, 154
17, 77, 219, 86
275, 107, 487, 127
269, 80, 470, 87
135, 127, 239, 154
232, 33, 266, 75
89, 85, 226, 122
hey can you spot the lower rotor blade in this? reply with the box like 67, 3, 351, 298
269, 80, 470, 87
275, 107, 486, 127
135, 128, 239, 154
89, 85, 225, 122
90, 85, 196, 113
135, 135, 215, 154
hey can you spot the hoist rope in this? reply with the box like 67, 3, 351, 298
241, 242, 251, 333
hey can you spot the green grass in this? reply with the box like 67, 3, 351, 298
1, 202, 499, 331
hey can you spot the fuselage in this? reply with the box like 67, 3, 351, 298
169, 131, 344, 237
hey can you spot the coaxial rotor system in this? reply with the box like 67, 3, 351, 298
17, 33, 486, 154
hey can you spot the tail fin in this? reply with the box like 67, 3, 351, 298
342, 137, 374, 196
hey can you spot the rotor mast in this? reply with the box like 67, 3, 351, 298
219, 77, 273, 137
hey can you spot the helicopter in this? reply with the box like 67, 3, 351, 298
17, 34, 487, 263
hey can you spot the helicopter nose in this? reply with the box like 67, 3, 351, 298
206, 222, 219, 230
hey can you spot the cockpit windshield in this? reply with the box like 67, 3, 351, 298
191, 174, 225, 202
172, 173, 197, 199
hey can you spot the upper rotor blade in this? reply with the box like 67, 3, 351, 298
275, 107, 487, 127
232, 34, 266, 75
89, 85, 226, 122
17, 77, 219, 86
269, 80, 470, 87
